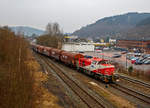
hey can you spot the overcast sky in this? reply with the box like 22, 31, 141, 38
0, 0, 150, 33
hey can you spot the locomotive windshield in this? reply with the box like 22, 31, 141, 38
98, 60, 108, 64
92, 60, 108, 65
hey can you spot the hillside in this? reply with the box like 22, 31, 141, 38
136, 17, 150, 26
124, 17, 150, 40
72, 12, 150, 39
10, 26, 44, 37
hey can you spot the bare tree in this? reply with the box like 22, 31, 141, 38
37, 22, 63, 49
45, 22, 62, 37
46, 23, 53, 35
53, 22, 61, 36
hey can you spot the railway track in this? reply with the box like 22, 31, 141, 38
117, 74, 150, 88
110, 82, 150, 105
37, 54, 111, 108
56, 60, 150, 106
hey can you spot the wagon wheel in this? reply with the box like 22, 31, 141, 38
94, 74, 99, 80
90, 71, 94, 76
77, 67, 80, 72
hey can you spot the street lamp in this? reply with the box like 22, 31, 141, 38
142, 37, 144, 53
126, 53, 127, 70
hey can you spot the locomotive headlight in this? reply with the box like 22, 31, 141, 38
91, 64, 94, 68
105, 70, 109, 75
116, 79, 120, 82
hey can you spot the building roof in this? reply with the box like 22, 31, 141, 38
117, 39, 150, 42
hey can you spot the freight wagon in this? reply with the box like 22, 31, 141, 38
60, 51, 84, 67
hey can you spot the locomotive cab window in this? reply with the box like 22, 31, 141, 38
92, 61, 97, 65
98, 60, 108, 64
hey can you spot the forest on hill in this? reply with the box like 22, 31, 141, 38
73, 12, 150, 40
124, 17, 150, 40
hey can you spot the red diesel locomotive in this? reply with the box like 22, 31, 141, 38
32, 44, 117, 83
78, 57, 115, 82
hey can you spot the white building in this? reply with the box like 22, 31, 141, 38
109, 38, 116, 44
61, 42, 94, 52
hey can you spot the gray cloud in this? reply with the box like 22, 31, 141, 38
0, 0, 150, 32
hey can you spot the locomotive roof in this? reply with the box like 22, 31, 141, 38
92, 57, 107, 61
80, 57, 107, 62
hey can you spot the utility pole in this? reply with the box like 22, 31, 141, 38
126, 53, 127, 70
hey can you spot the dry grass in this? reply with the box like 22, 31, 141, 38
89, 82, 135, 108
31, 57, 62, 108
34, 73, 62, 108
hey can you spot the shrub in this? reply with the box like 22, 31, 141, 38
128, 66, 133, 75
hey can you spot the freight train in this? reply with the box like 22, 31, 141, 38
32, 44, 118, 83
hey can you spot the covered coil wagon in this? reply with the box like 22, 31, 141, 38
60, 51, 84, 67
43, 47, 52, 56
37, 45, 45, 54
51, 48, 64, 60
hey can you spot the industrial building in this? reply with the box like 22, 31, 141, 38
61, 42, 95, 52
117, 39, 150, 53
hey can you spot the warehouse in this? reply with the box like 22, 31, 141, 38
61, 42, 94, 52
117, 39, 150, 53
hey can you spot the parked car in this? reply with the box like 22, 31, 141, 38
135, 60, 143, 65
131, 57, 139, 61
131, 57, 139, 64
127, 56, 135, 60
103, 47, 110, 50
95, 49, 102, 53
142, 54, 150, 59
112, 54, 122, 58
142, 58, 150, 63
134, 58, 145, 65
145, 56, 150, 59
121, 51, 128, 54
134, 53, 142, 57
113, 47, 128, 52
143, 60, 150, 64
79, 51, 84, 53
